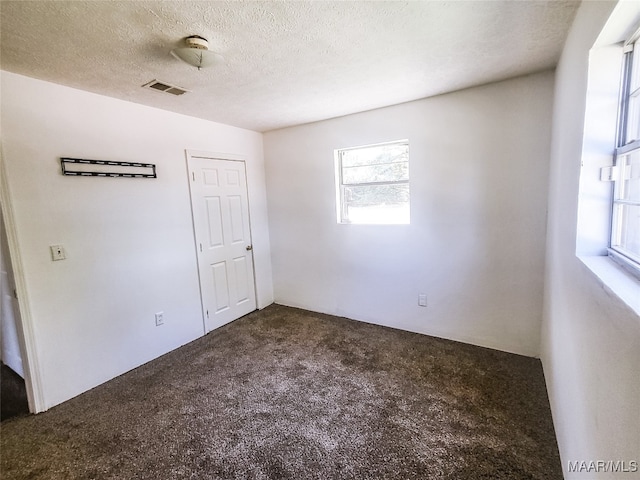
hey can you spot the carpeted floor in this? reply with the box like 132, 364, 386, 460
0, 304, 562, 479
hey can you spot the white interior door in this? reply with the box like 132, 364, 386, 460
187, 154, 257, 332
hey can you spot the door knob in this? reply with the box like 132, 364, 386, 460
246, 245, 253, 251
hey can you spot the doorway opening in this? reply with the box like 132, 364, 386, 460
1, 210, 30, 421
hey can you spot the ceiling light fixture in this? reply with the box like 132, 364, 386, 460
170, 35, 224, 70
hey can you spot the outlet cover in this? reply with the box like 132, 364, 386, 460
50, 245, 66, 261
155, 312, 164, 326
418, 294, 427, 307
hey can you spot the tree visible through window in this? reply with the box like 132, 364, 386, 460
336, 140, 409, 224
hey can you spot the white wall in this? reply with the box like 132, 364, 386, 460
542, 1, 640, 478
264, 71, 554, 357
1, 71, 273, 411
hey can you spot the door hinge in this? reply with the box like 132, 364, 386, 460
192, 172, 195, 181
600, 166, 619, 182
199, 243, 202, 252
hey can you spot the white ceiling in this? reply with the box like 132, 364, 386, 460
0, 1, 580, 132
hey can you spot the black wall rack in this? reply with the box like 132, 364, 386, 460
60, 158, 157, 178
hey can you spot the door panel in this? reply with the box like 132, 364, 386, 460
188, 156, 256, 331
203, 168, 219, 185
205, 197, 224, 247
228, 196, 245, 242
211, 261, 230, 313
233, 256, 250, 302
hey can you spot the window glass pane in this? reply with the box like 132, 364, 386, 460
621, 150, 640, 202
613, 150, 640, 263
341, 143, 408, 168
615, 204, 640, 260
626, 93, 640, 143
342, 161, 408, 184
337, 140, 410, 225
343, 184, 409, 224
610, 41, 640, 273
630, 43, 640, 92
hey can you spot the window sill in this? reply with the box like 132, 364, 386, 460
578, 255, 640, 316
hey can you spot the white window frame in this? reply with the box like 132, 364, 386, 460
335, 140, 410, 225
608, 33, 640, 278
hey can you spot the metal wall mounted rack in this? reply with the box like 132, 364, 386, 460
60, 157, 157, 178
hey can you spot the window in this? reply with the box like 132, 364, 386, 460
608, 35, 640, 274
575, 9, 640, 314
335, 140, 409, 224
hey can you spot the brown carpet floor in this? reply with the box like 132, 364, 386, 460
0, 304, 562, 479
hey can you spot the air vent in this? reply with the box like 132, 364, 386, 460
142, 80, 189, 96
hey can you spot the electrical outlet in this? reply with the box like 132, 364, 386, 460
50, 244, 66, 261
418, 294, 427, 307
155, 312, 164, 326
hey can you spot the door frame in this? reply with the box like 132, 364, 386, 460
0, 147, 45, 413
185, 150, 258, 334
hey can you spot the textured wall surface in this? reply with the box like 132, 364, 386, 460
541, 1, 640, 478
1, 72, 273, 411
264, 71, 554, 357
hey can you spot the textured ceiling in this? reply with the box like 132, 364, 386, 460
0, 1, 580, 132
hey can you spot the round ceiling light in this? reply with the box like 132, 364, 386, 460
171, 35, 224, 70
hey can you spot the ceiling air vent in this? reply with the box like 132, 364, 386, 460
142, 80, 189, 96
